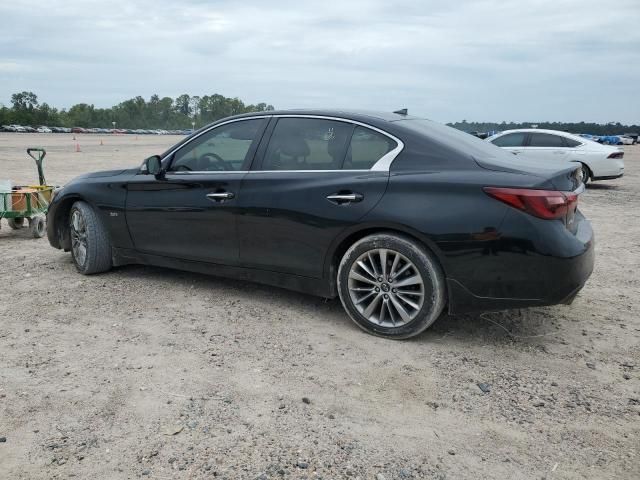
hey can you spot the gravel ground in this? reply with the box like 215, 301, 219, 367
0, 133, 638, 479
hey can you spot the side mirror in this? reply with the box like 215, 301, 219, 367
144, 155, 163, 177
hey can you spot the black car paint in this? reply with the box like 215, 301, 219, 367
47, 110, 594, 314
125, 173, 246, 264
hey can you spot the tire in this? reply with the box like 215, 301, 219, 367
69, 201, 112, 274
580, 163, 592, 185
337, 233, 446, 339
8, 217, 25, 229
29, 215, 46, 238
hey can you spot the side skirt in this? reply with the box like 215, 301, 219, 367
112, 247, 335, 298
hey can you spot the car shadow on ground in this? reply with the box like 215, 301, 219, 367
586, 183, 620, 190
107, 263, 554, 347
422, 310, 555, 347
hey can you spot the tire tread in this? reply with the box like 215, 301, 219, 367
70, 201, 112, 274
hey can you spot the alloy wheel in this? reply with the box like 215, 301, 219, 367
347, 248, 425, 327
70, 209, 88, 267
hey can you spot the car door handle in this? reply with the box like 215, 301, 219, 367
326, 193, 363, 204
206, 192, 235, 201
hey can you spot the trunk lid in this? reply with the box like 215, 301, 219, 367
473, 155, 583, 191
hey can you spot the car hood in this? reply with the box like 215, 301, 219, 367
66, 168, 137, 184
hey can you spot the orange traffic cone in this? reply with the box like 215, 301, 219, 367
75, 143, 81, 153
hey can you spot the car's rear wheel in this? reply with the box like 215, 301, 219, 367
337, 233, 446, 339
580, 163, 592, 185
69, 201, 112, 274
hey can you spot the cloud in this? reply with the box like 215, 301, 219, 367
1, 0, 639, 122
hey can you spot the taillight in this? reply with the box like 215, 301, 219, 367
483, 187, 578, 220
608, 152, 624, 159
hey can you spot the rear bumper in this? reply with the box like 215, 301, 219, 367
593, 172, 624, 181
591, 157, 624, 179
446, 214, 595, 315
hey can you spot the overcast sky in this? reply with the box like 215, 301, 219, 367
1, 0, 639, 123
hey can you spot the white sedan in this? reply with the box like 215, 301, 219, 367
617, 135, 635, 145
36, 126, 52, 133
486, 129, 624, 184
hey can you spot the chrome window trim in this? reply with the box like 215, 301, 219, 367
156, 114, 404, 175
167, 169, 386, 176
247, 169, 384, 174
168, 170, 249, 175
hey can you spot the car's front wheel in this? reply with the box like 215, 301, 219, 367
337, 233, 446, 339
69, 201, 112, 274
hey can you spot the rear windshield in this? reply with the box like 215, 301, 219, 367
396, 119, 566, 176
395, 118, 515, 160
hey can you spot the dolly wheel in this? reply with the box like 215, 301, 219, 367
29, 216, 46, 238
8, 217, 25, 229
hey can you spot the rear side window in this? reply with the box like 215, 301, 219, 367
491, 132, 527, 147
563, 137, 582, 148
528, 133, 565, 147
344, 126, 397, 170
261, 118, 352, 171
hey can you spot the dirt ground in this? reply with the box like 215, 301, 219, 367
0, 133, 638, 480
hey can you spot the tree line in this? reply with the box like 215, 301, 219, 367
448, 120, 639, 136
2, 92, 637, 135
0, 91, 274, 129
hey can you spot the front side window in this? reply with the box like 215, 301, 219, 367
261, 118, 352, 171
344, 126, 397, 170
491, 132, 527, 147
169, 118, 265, 172
528, 133, 566, 148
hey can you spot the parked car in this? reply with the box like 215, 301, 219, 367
623, 133, 638, 143
599, 135, 621, 145
23, 126, 36, 133
36, 126, 52, 133
578, 133, 600, 143
486, 129, 624, 183
71, 127, 86, 134
469, 131, 489, 139
1, 125, 17, 132
616, 134, 634, 145
47, 110, 594, 339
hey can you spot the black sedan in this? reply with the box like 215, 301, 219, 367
47, 110, 594, 339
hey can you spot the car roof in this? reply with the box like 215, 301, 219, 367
494, 128, 592, 142
228, 109, 424, 123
